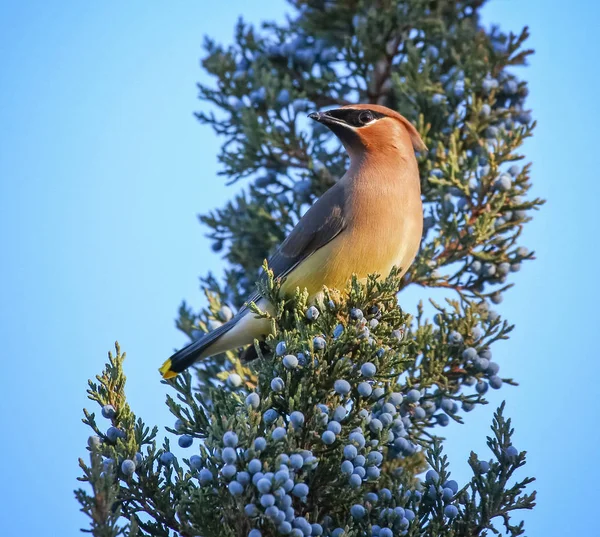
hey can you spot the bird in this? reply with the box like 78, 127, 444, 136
160, 103, 426, 379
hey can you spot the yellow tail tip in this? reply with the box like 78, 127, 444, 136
159, 359, 178, 379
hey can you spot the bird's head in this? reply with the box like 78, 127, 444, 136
308, 104, 426, 161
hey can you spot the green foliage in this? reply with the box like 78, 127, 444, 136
77, 277, 534, 536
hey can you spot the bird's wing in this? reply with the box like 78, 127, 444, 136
241, 182, 348, 310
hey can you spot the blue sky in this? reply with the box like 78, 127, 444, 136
0, 1, 597, 534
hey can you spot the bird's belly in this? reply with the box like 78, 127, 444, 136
281, 214, 420, 298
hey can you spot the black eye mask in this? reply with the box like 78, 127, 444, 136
325, 108, 387, 127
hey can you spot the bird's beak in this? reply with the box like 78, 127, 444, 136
308, 111, 342, 126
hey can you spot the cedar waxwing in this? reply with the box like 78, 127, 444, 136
160, 104, 426, 378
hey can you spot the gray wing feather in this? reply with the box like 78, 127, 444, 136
241, 182, 347, 311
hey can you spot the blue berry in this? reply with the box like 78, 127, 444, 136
334, 379, 351, 395
361, 362, 376, 377
341, 460, 354, 475
436, 414, 450, 426
134, 452, 143, 466
344, 444, 358, 459
448, 331, 463, 345
350, 308, 364, 320
222, 447, 237, 464
271, 377, 285, 392
474, 358, 490, 371
494, 173, 512, 192
477, 460, 490, 474
333, 324, 344, 338
479, 348, 492, 359
248, 530, 262, 537
351, 504, 366, 519
311, 523, 323, 535
272, 427, 287, 441
426, 469, 440, 484
444, 505, 459, 518
476, 381, 489, 394
290, 454, 304, 469
121, 459, 135, 476
405, 389, 421, 403
379, 413, 392, 426
413, 406, 426, 419
199, 468, 213, 484
333, 406, 347, 421
257, 478, 272, 493
367, 451, 383, 466
322, 431, 336, 445
462, 401, 475, 412
290, 411, 305, 428
357, 382, 372, 397
222, 464, 237, 479
348, 473, 362, 488
254, 471, 267, 484
248, 459, 262, 474
227, 373, 242, 387
276, 341, 287, 356
264, 409, 279, 424
491, 292, 503, 305
379, 529, 393, 537
462, 347, 477, 361
265, 505, 280, 519
388, 392, 403, 406
444, 480, 459, 493
489, 376, 503, 389
353, 454, 366, 467
223, 431, 239, 447
292, 483, 309, 498
317, 404, 329, 415
369, 419, 383, 433
159, 452, 174, 465
178, 435, 193, 448
327, 420, 341, 434
101, 405, 116, 419
305, 306, 320, 320
442, 487, 454, 502
349, 431, 366, 448
432, 93, 446, 105
487, 362, 500, 375
366, 466, 380, 479
229, 481, 244, 496
441, 398, 454, 413
237, 471, 250, 485
504, 79, 518, 94
106, 426, 124, 442
505, 445, 519, 458
87, 435, 101, 449
260, 493, 276, 507
278, 522, 292, 534
245, 393, 260, 408
245, 503, 258, 516
313, 336, 326, 350
283, 355, 299, 369
371, 387, 385, 400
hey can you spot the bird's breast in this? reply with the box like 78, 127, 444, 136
282, 179, 422, 298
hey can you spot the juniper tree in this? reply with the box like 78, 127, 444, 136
76, 1, 541, 536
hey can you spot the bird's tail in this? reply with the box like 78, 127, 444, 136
159, 320, 234, 379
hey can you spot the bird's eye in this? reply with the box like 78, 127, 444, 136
358, 110, 374, 125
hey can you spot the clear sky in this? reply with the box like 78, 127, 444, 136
0, 0, 597, 534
